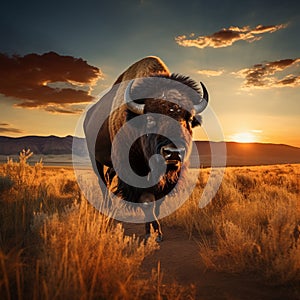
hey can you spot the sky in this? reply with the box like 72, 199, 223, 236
0, 0, 300, 147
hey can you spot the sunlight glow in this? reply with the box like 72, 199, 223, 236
230, 132, 257, 143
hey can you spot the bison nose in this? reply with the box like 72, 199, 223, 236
160, 146, 186, 164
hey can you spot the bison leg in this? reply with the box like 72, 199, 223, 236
140, 193, 163, 242
95, 161, 113, 209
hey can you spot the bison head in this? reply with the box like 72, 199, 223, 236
123, 74, 208, 189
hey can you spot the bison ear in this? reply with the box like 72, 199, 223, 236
191, 116, 202, 128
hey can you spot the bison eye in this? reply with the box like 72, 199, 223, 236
146, 115, 156, 129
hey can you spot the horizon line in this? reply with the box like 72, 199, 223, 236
0, 134, 299, 149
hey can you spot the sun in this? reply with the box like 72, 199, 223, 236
230, 132, 257, 143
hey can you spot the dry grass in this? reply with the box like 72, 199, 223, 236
164, 164, 300, 285
1, 151, 299, 298
0, 152, 194, 300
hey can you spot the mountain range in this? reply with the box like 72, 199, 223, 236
194, 141, 300, 167
0, 135, 299, 167
0, 135, 80, 155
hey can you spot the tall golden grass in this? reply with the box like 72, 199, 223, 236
165, 164, 300, 286
1, 151, 299, 299
0, 152, 193, 299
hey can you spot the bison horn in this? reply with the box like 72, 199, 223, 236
124, 80, 145, 115
193, 82, 209, 114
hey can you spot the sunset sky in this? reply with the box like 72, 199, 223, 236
1, 0, 300, 146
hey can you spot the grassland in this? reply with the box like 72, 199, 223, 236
0, 151, 299, 299
165, 164, 300, 285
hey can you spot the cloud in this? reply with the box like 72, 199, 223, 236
0, 52, 102, 113
233, 58, 300, 89
197, 69, 224, 77
0, 123, 24, 134
44, 105, 85, 115
175, 24, 287, 49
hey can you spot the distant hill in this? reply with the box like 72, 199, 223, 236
0, 135, 85, 156
193, 141, 300, 167
0, 136, 299, 167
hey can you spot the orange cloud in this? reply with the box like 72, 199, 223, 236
0, 123, 24, 134
197, 69, 224, 77
0, 52, 102, 114
175, 24, 287, 49
234, 58, 300, 89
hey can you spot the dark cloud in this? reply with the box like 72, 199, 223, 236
234, 58, 300, 88
0, 52, 102, 113
44, 105, 85, 115
0, 123, 24, 134
175, 24, 287, 49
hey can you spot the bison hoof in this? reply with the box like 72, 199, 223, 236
156, 234, 163, 243
144, 233, 163, 244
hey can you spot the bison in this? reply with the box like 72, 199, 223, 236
83, 56, 209, 241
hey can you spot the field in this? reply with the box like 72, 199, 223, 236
0, 152, 299, 299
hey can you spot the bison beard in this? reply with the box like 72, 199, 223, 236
83, 56, 209, 242
157, 167, 181, 190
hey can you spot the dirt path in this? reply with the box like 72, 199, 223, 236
124, 223, 298, 300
